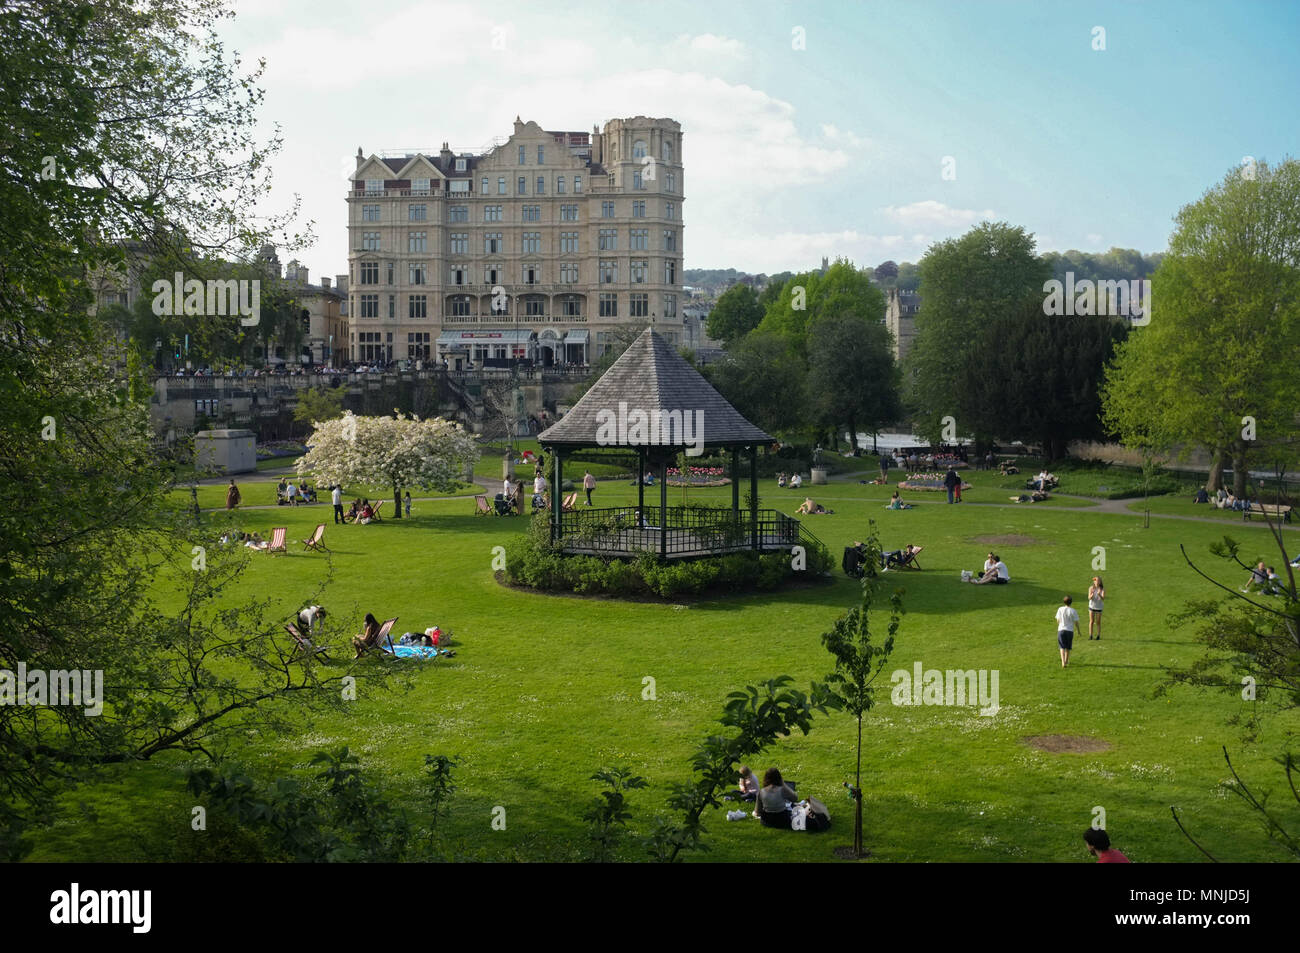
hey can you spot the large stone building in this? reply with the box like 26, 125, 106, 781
885, 287, 920, 364
346, 116, 684, 368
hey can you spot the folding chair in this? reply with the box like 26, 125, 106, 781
895, 545, 924, 570
474, 495, 492, 516
266, 526, 288, 554
370, 499, 385, 521
302, 524, 327, 552
285, 622, 330, 661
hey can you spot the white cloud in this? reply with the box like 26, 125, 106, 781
1086, 233, 1103, 245
880, 200, 996, 230
694, 229, 932, 274
820, 123, 871, 150
669, 33, 747, 58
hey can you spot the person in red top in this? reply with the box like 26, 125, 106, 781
1083, 827, 1131, 862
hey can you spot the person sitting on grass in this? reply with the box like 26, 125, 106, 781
1082, 827, 1130, 863
752, 767, 799, 828
796, 497, 833, 515
789, 472, 803, 489
351, 613, 382, 658
1193, 486, 1209, 504
357, 499, 374, 524
736, 765, 760, 802
1242, 560, 1267, 592
884, 491, 914, 510
970, 554, 1010, 584
344, 499, 360, 522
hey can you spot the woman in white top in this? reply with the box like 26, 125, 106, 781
1087, 577, 1105, 640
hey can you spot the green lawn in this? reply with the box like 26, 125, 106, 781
30, 472, 1300, 862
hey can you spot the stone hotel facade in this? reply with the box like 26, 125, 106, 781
346, 116, 684, 367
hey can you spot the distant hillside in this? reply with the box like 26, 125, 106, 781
683, 268, 762, 294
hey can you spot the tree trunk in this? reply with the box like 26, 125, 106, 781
1206, 448, 1224, 493
854, 714, 864, 858
847, 416, 858, 454
393, 482, 402, 520
1232, 449, 1248, 498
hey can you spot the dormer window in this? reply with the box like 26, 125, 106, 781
454, 158, 466, 172
365, 179, 382, 194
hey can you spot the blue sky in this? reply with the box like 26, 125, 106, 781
223, 0, 1299, 278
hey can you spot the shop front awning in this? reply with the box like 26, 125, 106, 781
437, 329, 536, 346
564, 329, 589, 343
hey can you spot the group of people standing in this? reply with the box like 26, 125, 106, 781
1053, 577, 1106, 667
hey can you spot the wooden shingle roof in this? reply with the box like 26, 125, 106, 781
538, 327, 772, 449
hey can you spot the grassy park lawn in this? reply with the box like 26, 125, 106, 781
167, 477, 481, 511
32, 472, 1300, 862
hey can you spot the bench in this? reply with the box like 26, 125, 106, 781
1244, 502, 1292, 523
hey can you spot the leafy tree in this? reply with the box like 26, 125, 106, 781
756, 260, 887, 359
907, 223, 1050, 444
806, 313, 901, 452
757, 271, 796, 311
1101, 160, 1300, 496
293, 385, 345, 434
296, 411, 480, 520
0, 0, 302, 855
821, 524, 901, 857
704, 332, 809, 437
705, 283, 765, 346
873, 260, 899, 281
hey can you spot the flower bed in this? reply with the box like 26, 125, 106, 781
256, 440, 307, 460
898, 472, 973, 491
666, 466, 730, 487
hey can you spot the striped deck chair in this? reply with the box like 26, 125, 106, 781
266, 526, 288, 554
302, 524, 327, 552
285, 622, 330, 661
474, 495, 492, 516
370, 499, 385, 521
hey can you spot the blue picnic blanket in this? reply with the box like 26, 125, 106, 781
383, 643, 443, 659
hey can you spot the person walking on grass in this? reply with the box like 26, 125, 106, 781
1087, 577, 1105, 639
332, 484, 344, 524
404, 491, 412, 517
944, 466, 960, 504
583, 469, 596, 506
225, 478, 241, 511
878, 452, 890, 484
1056, 595, 1081, 668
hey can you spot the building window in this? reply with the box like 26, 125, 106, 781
360, 293, 378, 318
662, 140, 674, 161
664, 293, 677, 318
408, 231, 427, 252
664, 260, 677, 284
450, 265, 468, 286
522, 232, 541, 254
485, 232, 502, 254
451, 296, 471, 317
412, 178, 430, 194
362, 204, 380, 221
409, 295, 427, 319
556, 176, 565, 194
498, 176, 506, 195
486, 265, 501, 285
574, 174, 582, 193
536, 175, 545, 194
525, 298, 545, 316
632, 140, 647, 159
633, 200, 645, 217
386, 261, 395, 284
630, 293, 648, 317
599, 259, 617, 284
666, 172, 676, 193
449, 205, 468, 222
663, 229, 676, 251
630, 228, 648, 250
598, 228, 617, 250
632, 171, 643, 190
601, 201, 614, 218
631, 260, 647, 284
560, 262, 578, 283
388, 294, 396, 318
518, 145, 526, 165
362, 231, 380, 251
408, 331, 430, 359
522, 205, 541, 222
455, 158, 466, 172
365, 178, 383, 194
561, 297, 582, 317
449, 179, 470, 193
665, 202, 676, 219
560, 204, 578, 221
479, 177, 488, 195
408, 204, 427, 221
517, 176, 526, 194
599, 293, 618, 317
523, 264, 541, 285
484, 205, 502, 222
360, 261, 379, 285
560, 231, 578, 253
409, 263, 427, 285
450, 232, 468, 254
537, 145, 544, 164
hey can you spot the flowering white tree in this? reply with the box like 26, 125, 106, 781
296, 411, 480, 520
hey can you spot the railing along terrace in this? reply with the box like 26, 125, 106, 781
555, 506, 799, 558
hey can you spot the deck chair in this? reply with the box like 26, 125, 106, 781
356, 617, 398, 658
302, 524, 327, 552
561, 492, 578, 512
285, 622, 330, 661
370, 499, 385, 521
474, 495, 492, 516
894, 545, 923, 570
266, 526, 288, 554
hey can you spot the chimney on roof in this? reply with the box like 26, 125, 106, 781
320, 276, 331, 290
440, 141, 452, 165
355, 147, 364, 170
336, 274, 347, 294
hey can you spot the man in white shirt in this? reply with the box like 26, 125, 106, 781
298, 604, 327, 635
332, 485, 344, 523
790, 472, 803, 489
285, 480, 298, 507
1055, 595, 1080, 667
533, 472, 547, 509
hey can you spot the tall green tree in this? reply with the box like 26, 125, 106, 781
705, 282, 764, 346
1101, 159, 1300, 495
907, 223, 1049, 444
704, 332, 809, 437
806, 313, 901, 452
